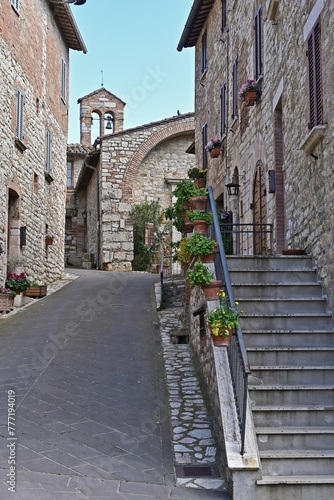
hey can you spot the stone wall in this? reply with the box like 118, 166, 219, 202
191, 0, 334, 309
0, 0, 76, 285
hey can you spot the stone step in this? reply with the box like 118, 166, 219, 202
259, 450, 334, 476
229, 269, 318, 284
238, 297, 329, 314
240, 312, 333, 330
243, 330, 334, 348
252, 405, 334, 427
226, 255, 314, 271
257, 474, 334, 485
247, 347, 334, 366
249, 385, 334, 406
250, 366, 334, 385
232, 282, 324, 299
255, 427, 334, 451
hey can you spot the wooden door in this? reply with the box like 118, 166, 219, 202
253, 161, 267, 254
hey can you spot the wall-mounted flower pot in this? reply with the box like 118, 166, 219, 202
194, 178, 206, 188
189, 196, 207, 211
210, 146, 221, 158
209, 325, 233, 346
45, 238, 53, 245
201, 280, 222, 301
199, 242, 219, 263
244, 90, 258, 106
192, 219, 209, 235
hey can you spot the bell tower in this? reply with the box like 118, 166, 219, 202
78, 88, 126, 146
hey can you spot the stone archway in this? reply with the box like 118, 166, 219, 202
7, 186, 22, 271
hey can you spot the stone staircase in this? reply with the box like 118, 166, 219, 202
227, 255, 334, 499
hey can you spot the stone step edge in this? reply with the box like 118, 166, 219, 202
252, 405, 334, 411
239, 297, 327, 302
241, 312, 333, 317
257, 475, 334, 485
250, 365, 334, 370
260, 450, 334, 458
247, 347, 334, 351
249, 385, 334, 391
256, 426, 334, 434
243, 329, 334, 333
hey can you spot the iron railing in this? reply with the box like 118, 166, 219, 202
208, 186, 251, 455
220, 222, 273, 256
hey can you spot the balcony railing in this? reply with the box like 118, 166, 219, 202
220, 221, 273, 256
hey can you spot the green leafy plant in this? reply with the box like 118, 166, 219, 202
205, 139, 222, 152
187, 210, 213, 224
186, 233, 216, 257
206, 291, 242, 337
45, 233, 56, 241
5, 272, 30, 292
188, 168, 206, 180
0, 286, 16, 298
187, 262, 213, 288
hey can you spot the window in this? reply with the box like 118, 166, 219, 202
222, 0, 227, 33
254, 5, 263, 80
16, 88, 24, 141
201, 32, 207, 75
202, 122, 208, 170
67, 161, 73, 187
11, 0, 19, 13
65, 217, 72, 231
61, 58, 66, 102
221, 82, 227, 136
232, 57, 238, 119
46, 130, 51, 173
307, 19, 322, 129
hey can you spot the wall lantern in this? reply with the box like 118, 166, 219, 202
225, 182, 240, 196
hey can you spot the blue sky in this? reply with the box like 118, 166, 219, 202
68, 0, 195, 144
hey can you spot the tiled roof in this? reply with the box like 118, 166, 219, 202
177, 0, 214, 51
48, 0, 87, 53
67, 143, 93, 155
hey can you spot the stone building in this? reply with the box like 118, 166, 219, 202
66, 88, 195, 271
178, 0, 334, 309
0, 0, 86, 285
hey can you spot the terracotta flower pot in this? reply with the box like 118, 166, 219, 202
192, 219, 209, 235
199, 242, 219, 263
201, 280, 222, 301
210, 146, 221, 158
189, 196, 207, 211
194, 178, 206, 188
45, 238, 53, 245
209, 325, 233, 346
244, 90, 257, 106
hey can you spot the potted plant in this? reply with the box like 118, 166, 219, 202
205, 139, 222, 158
188, 168, 206, 188
174, 237, 191, 267
187, 261, 213, 288
165, 180, 198, 232
186, 233, 217, 263
188, 187, 208, 211
0, 287, 16, 314
206, 291, 242, 346
24, 282, 47, 298
238, 79, 261, 106
45, 233, 55, 245
187, 210, 212, 234
5, 272, 30, 294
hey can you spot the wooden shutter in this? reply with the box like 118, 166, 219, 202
16, 88, 24, 140
61, 58, 66, 102
254, 6, 263, 80
202, 122, 208, 170
232, 57, 238, 118
307, 20, 322, 128
11, 0, 19, 11
221, 82, 226, 136
46, 130, 51, 172
201, 32, 207, 74
222, 0, 227, 33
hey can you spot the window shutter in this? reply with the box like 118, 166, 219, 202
46, 130, 51, 172
254, 6, 263, 80
16, 89, 24, 140
202, 122, 208, 170
232, 57, 238, 118
222, 0, 227, 33
11, 0, 19, 11
201, 32, 207, 74
61, 58, 66, 102
221, 82, 226, 136
307, 20, 322, 128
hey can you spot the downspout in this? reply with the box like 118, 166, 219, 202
84, 149, 100, 269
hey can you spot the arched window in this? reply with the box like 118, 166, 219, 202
91, 111, 101, 143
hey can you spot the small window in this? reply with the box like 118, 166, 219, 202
61, 58, 66, 102
65, 217, 72, 231
232, 57, 238, 119
307, 19, 322, 129
46, 130, 51, 173
254, 6, 263, 80
221, 82, 227, 136
11, 0, 19, 13
33, 173, 39, 195
201, 32, 207, 75
222, 0, 227, 33
16, 88, 24, 141
202, 122, 208, 170
67, 161, 73, 187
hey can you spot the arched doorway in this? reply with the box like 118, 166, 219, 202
7, 188, 22, 269
252, 160, 267, 254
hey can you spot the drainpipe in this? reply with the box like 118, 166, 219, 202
84, 154, 100, 269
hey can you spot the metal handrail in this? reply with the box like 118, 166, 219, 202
208, 186, 251, 455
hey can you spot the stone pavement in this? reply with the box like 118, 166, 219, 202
0, 270, 228, 499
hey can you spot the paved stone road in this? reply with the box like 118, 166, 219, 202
0, 270, 228, 499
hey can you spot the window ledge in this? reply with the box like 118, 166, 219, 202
299, 125, 326, 153
45, 172, 54, 183
15, 138, 26, 152
266, 0, 279, 21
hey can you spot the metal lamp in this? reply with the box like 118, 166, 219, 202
226, 182, 240, 196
